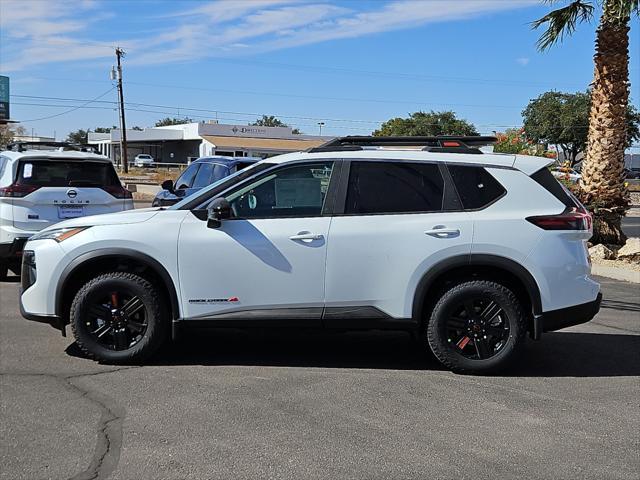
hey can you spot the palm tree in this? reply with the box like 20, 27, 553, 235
532, 1, 639, 245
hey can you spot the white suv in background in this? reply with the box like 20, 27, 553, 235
133, 154, 154, 167
0, 143, 133, 278
19, 136, 601, 374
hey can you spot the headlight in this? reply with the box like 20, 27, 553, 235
29, 226, 89, 243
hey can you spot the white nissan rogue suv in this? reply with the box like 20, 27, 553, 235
19, 136, 601, 373
1, 142, 133, 278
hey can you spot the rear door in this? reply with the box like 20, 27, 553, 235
324, 160, 474, 322
11, 158, 129, 232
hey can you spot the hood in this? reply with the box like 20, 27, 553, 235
42, 207, 162, 231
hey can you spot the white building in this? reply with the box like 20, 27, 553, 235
88, 121, 331, 163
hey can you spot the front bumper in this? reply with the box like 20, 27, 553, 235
535, 292, 602, 335
19, 290, 65, 335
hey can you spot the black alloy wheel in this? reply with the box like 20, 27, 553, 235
445, 297, 511, 360
85, 290, 148, 351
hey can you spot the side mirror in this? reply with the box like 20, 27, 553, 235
207, 197, 231, 229
161, 179, 174, 193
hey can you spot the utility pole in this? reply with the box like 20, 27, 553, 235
115, 47, 129, 172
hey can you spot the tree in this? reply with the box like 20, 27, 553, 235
66, 129, 89, 144
154, 117, 192, 127
372, 111, 478, 137
532, 0, 640, 245
0, 124, 26, 148
251, 115, 301, 134
522, 91, 639, 166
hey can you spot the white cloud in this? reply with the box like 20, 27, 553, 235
516, 57, 530, 66
0, 0, 539, 71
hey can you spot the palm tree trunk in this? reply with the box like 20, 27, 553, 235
579, 2, 630, 246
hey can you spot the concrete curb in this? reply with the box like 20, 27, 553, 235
591, 264, 640, 283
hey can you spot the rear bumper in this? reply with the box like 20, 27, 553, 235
536, 292, 602, 334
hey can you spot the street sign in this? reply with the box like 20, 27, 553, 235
0, 76, 9, 121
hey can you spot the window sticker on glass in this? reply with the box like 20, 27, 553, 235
23, 163, 33, 178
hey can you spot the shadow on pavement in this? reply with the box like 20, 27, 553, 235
66, 329, 640, 377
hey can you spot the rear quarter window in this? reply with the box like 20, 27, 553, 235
530, 167, 575, 208
447, 165, 506, 210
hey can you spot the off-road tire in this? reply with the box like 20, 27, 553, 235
70, 272, 168, 364
426, 280, 527, 374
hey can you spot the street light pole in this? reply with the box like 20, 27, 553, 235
115, 47, 129, 173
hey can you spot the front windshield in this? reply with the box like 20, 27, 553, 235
169, 162, 274, 210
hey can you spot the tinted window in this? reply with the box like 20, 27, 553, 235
175, 163, 199, 189
345, 161, 444, 215
16, 160, 120, 187
448, 165, 505, 210
225, 162, 334, 219
192, 163, 215, 189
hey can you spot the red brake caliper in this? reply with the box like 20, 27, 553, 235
456, 336, 471, 350
111, 292, 119, 308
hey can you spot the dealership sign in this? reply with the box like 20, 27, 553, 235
199, 122, 294, 139
0, 76, 9, 121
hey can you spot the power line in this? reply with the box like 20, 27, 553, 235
19, 88, 117, 122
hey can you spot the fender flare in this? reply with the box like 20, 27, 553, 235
412, 254, 542, 320
55, 248, 180, 320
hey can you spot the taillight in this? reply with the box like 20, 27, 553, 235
0, 184, 40, 198
526, 206, 592, 231
101, 185, 133, 199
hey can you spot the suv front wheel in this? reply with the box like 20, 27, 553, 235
426, 280, 527, 374
70, 272, 168, 363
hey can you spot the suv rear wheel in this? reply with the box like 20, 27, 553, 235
70, 272, 168, 363
426, 280, 527, 374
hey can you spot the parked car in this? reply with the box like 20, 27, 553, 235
20, 136, 601, 374
0, 142, 133, 278
133, 154, 154, 167
624, 168, 640, 179
551, 166, 581, 183
152, 156, 261, 207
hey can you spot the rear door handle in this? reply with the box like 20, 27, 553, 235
289, 231, 323, 242
424, 226, 460, 238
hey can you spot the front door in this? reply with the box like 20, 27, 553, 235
177, 161, 336, 324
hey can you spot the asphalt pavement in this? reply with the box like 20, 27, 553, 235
1, 276, 638, 480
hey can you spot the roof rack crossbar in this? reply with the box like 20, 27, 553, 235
307, 135, 496, 153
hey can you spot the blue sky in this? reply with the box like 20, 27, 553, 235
1, 0, 638, 140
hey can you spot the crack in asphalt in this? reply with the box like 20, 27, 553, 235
1, 367, 138, 480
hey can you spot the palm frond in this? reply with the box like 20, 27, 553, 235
532, 1, 595, 51
605, 0, 640, 21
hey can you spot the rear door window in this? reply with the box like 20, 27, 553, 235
345, 161, 444, 215
447, 165, 506, 210
16, 159, 120, 187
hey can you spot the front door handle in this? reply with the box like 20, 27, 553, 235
289, 231, 323, 242
424, 226, 460, 238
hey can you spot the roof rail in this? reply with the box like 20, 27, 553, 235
307, 135, 497, 154
6, 141, 98, 153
